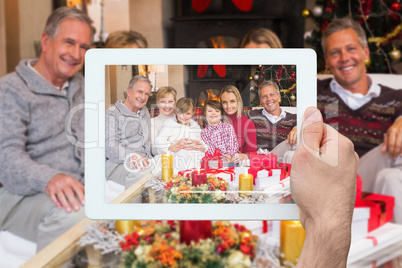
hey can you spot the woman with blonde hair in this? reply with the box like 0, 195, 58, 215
105, 30, 148, 48
219, 85, 257, 163
240, 28, 283, 48
151, 86, 177, 155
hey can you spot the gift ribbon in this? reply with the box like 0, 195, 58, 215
366, 236, 378, 246
262, 221, 268, 233
207, 167, 235, 181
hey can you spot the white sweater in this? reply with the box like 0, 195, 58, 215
155, 117, 207, 170
151, 113, 174, 156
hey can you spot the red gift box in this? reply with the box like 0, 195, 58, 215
355, 200, 381, 232
356, 174, 362, 202
207, 167, 235, 182
362, 193, 395, 225
201, 149, 223, 171
278, 163, 291, 180
249, 152, 278, 169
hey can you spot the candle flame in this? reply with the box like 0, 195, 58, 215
198, 167, 201, 174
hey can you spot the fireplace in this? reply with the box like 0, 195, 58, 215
172, 0, 306, 106
186, 64, 251, 106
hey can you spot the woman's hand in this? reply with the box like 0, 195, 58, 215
168, 141, 183, 153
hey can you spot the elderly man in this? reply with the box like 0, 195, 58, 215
105, 75, 153, 190
0, 7, 92, 250
247, 80, 297, 151
318, 18, 402, 223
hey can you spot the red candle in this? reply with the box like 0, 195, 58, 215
179, 220, 213, 245
192, 169, 207, 186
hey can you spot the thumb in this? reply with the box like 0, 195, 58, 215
300, 107, 324, 157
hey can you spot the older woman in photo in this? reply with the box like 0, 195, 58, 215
219, 85, 257, 164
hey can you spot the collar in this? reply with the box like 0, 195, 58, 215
262, 108, 286, 124
206, 121, 223, 131
28, 59, 69, 95
330, 75, 381, 99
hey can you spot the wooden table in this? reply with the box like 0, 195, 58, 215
21, 175, 151, 268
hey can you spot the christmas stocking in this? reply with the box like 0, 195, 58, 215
231, 0, 253, 12
213, 65, 226, 78
192, 0, 211, 13
198, 65, 209, 78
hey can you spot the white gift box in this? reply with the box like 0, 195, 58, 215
348, 223, 402, 265
351, 207, 370, 242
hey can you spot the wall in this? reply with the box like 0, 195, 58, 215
0, 0, 6, 76
87, 0, 130, 42
4, 0, 51, 73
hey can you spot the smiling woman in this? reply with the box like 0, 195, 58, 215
219, 85, 257, 163
151, 86, 177, 156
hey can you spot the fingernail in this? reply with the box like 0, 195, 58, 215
304, 107, 321, 122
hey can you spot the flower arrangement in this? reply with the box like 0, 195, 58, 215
119, 221, 258, 268
164, 175, 228, 203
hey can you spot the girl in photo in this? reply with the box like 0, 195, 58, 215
155, 97, 206, 170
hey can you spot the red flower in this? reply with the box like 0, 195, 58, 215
216, 244, 225, 254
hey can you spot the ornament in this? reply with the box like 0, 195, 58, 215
312, 6, 323, 17
368, 24, 402, 46
304, 30, 312, 40
254, 74, 259, 80
290, 94, 296, 101
390, 48, 401, 61
249, 76, 253, 80
290, 73, 296, 78
391, 2, 401, 12
365, 58, 371, 67
302, 9, 311, 18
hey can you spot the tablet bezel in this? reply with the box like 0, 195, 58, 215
85, 48, 317, 220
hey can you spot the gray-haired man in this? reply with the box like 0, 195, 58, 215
105, 75, 153, 190
0, 7, 92, 250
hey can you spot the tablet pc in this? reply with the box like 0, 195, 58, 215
85, 48, 317, 220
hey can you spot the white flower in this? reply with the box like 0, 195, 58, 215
227, 251, 252, 268
134, 245, 151, 261
214, 190, 225, 200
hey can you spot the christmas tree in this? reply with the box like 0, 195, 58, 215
251, 65, 297, 107
304, 0, 402, 73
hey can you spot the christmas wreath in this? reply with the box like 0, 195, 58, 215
164, 175, 229, 204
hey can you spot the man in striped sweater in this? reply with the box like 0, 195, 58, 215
247, 80, 297, 152
319, 18, 402, 223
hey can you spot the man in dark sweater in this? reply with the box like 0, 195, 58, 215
318, 18, 402, 223
247, 80, 297, 151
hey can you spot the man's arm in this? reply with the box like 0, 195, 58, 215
291, 107, 358, 267
381, 116, 402, 158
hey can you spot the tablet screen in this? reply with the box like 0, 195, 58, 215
85, 49, 316, 220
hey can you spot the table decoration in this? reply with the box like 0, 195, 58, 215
164, 175, 228, 203
280, 221, 305, 267
239, 169, 253, 197
192, 168, 207, 186
179, 221, 212, 245
161, 153, 173, 182
118, 221, 258, 268
115, 220, 141, 235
